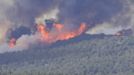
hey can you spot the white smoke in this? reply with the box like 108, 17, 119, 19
86, 23, 127, 35
0, 0, 15, 44
35, 8, 59, 25
0, 33, 40, 53
87, 0, 134, 35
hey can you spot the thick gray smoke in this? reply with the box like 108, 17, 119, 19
6, 0, 58, 28
0, 0, 133, 53
87, 0, 134, 34
5, 0, 128, 29
58, 0, 125, 28
1, 0, 130, 32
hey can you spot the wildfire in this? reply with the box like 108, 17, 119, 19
37, 22, 87, 43
57, 23, 86, 41
78, 23, 87, 34
9, 21, 87, 48
54, 23, 64, 31
37, 24, 49, 41
9, 38, 16, 48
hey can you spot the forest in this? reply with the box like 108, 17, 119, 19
0, 35, 134, 75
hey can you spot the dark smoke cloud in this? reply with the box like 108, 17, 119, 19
9, 26, 31, 39
58, 0, 125, 28
6, 0, 58, 28
4, 0, 127, 31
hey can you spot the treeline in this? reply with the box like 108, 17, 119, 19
0, 35, 134, 75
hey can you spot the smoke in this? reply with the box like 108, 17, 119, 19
127, 0, 134, 32
58, 0, 125, 28
0, 0, 134, 53
86, 23, 125, 35
8, 26, 31, 39
0, 0, 15, 43
0, 33, 40, 53
87, 0, 134, 34
6, 0, 58, 27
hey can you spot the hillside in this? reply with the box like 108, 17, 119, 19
0, 35, 134, 75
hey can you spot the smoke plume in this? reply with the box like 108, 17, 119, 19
58, 0, 125, 28
0, 0, 134, 53
6, 0, 58, 27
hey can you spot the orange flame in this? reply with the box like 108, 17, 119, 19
8, 22, 86, 48
9, 38, 16, 48
54, 23, 64, 31
58, 23, 86, 40
78, 23, 87, 34
37, 23, 87, 43
37, 24, 49, 41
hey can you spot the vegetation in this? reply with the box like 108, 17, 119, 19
0, 35, 134, 75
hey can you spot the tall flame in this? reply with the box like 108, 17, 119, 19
78, 23, 87, 34
37, 24, 49, 41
